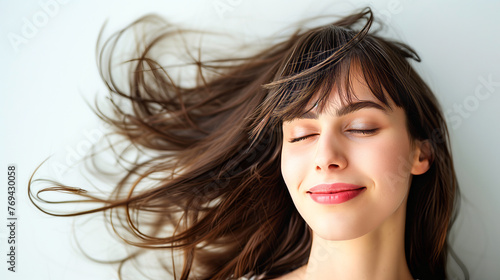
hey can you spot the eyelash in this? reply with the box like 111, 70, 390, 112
289, 129, 379, 143
347, 128, 379, 135
289, 135, 315, 143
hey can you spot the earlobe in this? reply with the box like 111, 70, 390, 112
411, 140, 433, 175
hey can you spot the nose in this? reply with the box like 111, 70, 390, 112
314, 134, 347, 171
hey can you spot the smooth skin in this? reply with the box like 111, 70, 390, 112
277, 68, 431, 280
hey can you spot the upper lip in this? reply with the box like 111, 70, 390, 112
308, 183, 365, 194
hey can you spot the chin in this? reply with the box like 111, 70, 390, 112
307, 217, 371, 241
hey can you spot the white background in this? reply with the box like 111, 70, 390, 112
1, 0, 500, 279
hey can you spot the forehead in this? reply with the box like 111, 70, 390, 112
304, 69, 395, 115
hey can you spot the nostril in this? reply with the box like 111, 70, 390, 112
328, 163, 340, 168
315, 163, 343, 171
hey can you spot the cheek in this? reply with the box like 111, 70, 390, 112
360, 131, 413, 196
280, 145, 310, 191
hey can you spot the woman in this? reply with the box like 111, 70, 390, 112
29, 7, 468, 280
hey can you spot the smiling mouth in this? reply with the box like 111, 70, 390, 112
307, 187, 366, 194
307, 187, 366, 205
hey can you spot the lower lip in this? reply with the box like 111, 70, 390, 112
308, 188, 366, 205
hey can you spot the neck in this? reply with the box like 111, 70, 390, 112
297, 199, 414, 280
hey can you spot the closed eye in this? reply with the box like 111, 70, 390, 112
289, 129, 378, 143
289, 134, 317, 143
346, 128, 379, 135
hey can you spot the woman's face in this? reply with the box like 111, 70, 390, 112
280, 75, 429, 241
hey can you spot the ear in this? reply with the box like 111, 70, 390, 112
411, 140, 433, 175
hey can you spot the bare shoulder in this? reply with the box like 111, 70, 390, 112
269, 265, 306, 280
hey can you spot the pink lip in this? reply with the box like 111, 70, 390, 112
308, 183, 366, 205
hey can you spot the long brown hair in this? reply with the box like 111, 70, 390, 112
29, 7, 468, 280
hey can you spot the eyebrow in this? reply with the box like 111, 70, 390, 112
299, 101, 389, 119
